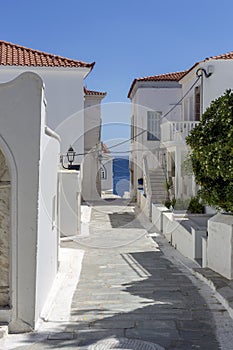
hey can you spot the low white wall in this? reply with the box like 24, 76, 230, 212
137, 189, 150, 218
152, 204, 170, 232
162, 212, 174, 242
59, 170, 81, 237
162, 212, 207, 262
207, 213, 233, 279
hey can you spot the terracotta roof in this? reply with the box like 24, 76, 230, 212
179, 51, 233, 81
128, 50, 233, 98
0, 40, 95, 69
205, 51, 233, 61
127, 71, 186, 98
84, 87, 107, 96
136, 71, 187, 82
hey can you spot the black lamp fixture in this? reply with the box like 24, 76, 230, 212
60, 145, 80, 171
67, 146, 76, 165
196, 66, 213, 78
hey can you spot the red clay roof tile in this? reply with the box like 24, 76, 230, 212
128, 50, 233, 98
84, 87, 107, 96
205, 51, 233, 61
0, 40, 95, 69
127, 71, 186, 98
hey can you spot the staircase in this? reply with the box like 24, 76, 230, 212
149, 168, 166, 204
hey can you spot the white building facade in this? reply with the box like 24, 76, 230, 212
128, 51, 233, 204
82, 88, 107, 202
0, 40, 94, 158
0, 40, 105, 332
0, 72, 60, 331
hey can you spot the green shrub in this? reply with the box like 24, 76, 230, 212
186, 90, 233, 213
187, 196, 205, 214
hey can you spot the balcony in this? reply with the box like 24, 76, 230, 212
161, 121, 200, 143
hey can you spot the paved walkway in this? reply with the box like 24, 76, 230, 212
2, 200, 233, 349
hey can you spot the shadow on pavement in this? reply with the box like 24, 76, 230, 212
14, 206, 220, 350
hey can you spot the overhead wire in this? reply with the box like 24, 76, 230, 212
106, 75, 201, 151
63, 75, 201, 158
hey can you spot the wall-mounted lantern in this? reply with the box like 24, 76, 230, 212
60, 146, 80, 171
67, 146, 76, 165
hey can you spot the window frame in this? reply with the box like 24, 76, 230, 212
147, 111, 162, 141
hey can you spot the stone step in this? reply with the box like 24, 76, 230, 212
151, 192, 166, 197
151, 199, 165, 202
149, 173, 165, 178
151, 184, 166, 192
150, 182, 165, 186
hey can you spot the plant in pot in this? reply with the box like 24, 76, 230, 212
187, 196, 205, 214
164, 179, 174, 209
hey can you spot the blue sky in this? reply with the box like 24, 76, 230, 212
1, 0, 233, 147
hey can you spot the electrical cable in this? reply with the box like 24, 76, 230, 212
61, 75, 201, 158
106, 75, 201, 150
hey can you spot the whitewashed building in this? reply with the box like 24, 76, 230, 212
82, 88, 107, 201
0, 41, 106, 332
128, 51, 233, 207
0, 40, 94, 157
0, 72, 60, 332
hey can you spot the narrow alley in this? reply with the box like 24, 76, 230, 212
2, 199, 233, 349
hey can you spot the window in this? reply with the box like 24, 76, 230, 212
147, 111, 161, 141
195, 86, 201, 121
100, 166, 107, 180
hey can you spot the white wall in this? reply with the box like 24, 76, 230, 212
180, 60, 233, 117
0, 72, 60, 331
129, 84, 182, 194
82, 152, 101, 201
59, 170, 81, 237
151, 203, 170, 232
82, 95, 103, 201
202, 60, 233, 110
84, 96, 102, 151
207, 213, 233, 279
36, 123, 60, 324
0, 66, 90, 156
101, 155, 113, 192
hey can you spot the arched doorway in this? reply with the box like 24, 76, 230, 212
0, 148, 10, 307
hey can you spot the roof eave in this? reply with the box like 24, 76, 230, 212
127, 79, 137, 99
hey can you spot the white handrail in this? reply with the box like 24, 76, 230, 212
161, 121, 200, 142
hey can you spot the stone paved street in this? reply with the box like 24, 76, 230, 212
2, 199, 233, 349
63, 201, 228, 349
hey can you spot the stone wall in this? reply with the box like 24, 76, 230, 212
0, 149, 10, 307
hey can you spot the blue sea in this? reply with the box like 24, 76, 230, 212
113, 157, 130, 197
